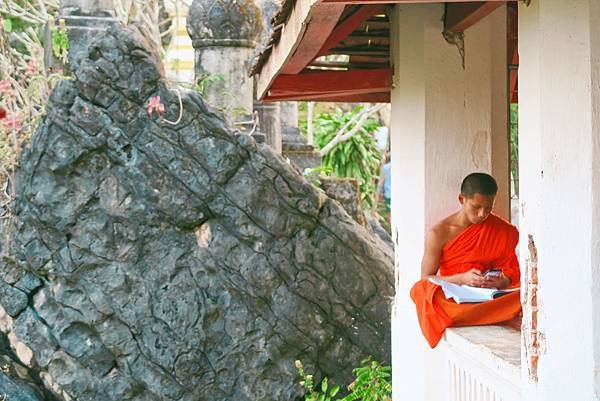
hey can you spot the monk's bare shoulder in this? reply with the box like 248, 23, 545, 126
426, 216, 455, 249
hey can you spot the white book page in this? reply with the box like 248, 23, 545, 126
428, 278, 519, 303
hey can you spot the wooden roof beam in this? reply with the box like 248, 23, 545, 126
256, 0, 345, 100
316, 4, 386, 58
444, 2, 507, 33
265, 92, 390, 103
280, 3, 346, 74
266, 68, 393, 99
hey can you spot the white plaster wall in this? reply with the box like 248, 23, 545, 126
424, 6, 508, 223
518, 0, 600, 399
517, 3, 543, 399
591, 1, 600, 396
390, 5, 428, 401
390, 4, 508, 401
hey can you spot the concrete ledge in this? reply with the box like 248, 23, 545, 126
446, 325, 521, 368
443, 325, 521, 400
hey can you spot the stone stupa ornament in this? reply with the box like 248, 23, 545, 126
187, 0, 264, 133
187, 0, 262, 49
58, 0, 119, 71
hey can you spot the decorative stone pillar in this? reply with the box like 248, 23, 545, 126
280, 101, 301, 143
280, 101, 321, 172
59, 0, 119, 70
254, 0, 282, 153
254, 101, 281, 152
187, 0, 262, 130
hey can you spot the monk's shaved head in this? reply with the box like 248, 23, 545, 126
461, 173, 498, 198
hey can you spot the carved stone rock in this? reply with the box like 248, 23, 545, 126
1, 25, 393, 401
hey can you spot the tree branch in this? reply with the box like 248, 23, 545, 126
319, 104, 385, 157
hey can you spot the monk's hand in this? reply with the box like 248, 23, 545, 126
483, 274, 510, 289
459, 268, 486, 287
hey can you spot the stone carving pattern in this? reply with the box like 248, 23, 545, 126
187, 0, 262, 48
0, 25, 393, 401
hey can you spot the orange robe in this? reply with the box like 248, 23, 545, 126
410, 213, 522, 348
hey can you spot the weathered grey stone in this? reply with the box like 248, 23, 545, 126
320, 178, 367, 227
0, 281, 28, 318
0, 373, 44, 401
0, 324, 61, 401
2, 24, 393, 401
187, 0, 262, 48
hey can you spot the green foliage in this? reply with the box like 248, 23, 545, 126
0, 12, 41, 55
1, 13, 32, 34
195, 73, 225, 97
0, 4, 66, 179
2, 17, 11, 33
51, 19, 69, 64
297, 361, 341, 401
509, 103, 519, 197
305, 106, 382, 208
296, 358, 391, 401
341, 359, 392, 401
303, 166, 333, 188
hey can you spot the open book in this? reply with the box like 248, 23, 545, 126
429, 278, 520, 304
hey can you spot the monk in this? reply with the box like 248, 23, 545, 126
410, 173, 521, 348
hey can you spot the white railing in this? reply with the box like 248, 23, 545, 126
442, 326, 521, 401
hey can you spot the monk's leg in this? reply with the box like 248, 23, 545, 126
410, 279, 453, 347
438, 291, 522, 327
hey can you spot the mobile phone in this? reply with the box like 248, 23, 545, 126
484, 269, 502, 278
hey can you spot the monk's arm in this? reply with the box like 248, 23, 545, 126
420, 230, 485, 286
420, 230, 443, 279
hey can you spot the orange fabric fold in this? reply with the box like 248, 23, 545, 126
410, 214, 522, 348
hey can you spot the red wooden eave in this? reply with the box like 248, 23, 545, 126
265, 68, 392, 102
507, 2, 519, 102
281, 3, 346, 75
445, 2, 506, 33
316, 4, 386, 58
267, 92, 390, 102
256, 0, 517, 103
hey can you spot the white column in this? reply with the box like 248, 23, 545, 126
519, 0, 600, 399
390, 4, 507, 400
164, 1, 195, 83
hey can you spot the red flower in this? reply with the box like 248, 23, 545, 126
0, 108, 6, 120
147, 95, 165, 117
24, 60, 38, 77
2, 115, 22, 131
0, 80, 13, 98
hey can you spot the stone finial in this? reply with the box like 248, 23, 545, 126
187, 0, 263, 49
58, 0, 119, 72
255, 0, 281, 39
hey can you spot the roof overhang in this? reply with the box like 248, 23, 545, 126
252, 0, 516, 103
